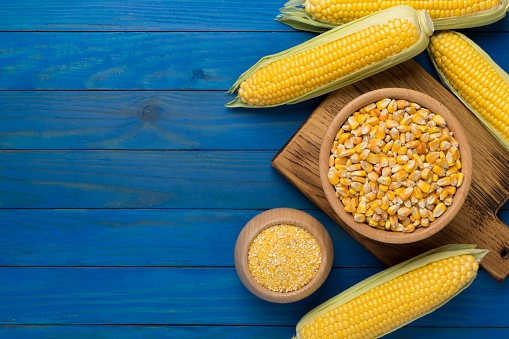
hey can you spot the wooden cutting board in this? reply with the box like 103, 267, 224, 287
272, 59, 509, 283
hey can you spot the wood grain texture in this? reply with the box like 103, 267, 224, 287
0, 91, 321, 150
0, 0, 285, 32
272, 60, 509, 282
0, 267, 506, 326
0, 32, 309, 90
0, 326, 508, 338
0, 32, 507, 90
0, 0, 507, 32
0, 208, 381, 267
0, 150, 314, 209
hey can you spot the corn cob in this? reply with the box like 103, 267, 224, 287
226, 6, 433, 108
293, 244, 488, 339
277, 0, 509, 33
428, 31, 509, 151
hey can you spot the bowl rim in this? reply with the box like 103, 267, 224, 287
319, 88, 472, 244
234, 208, 334, 303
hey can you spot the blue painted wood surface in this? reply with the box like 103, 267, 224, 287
0, 1, 508, 338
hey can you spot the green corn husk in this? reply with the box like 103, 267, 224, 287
226, 6, 434, 108
277, 0, 509, 33
427, 30, 509, 153
293, 244, 489, 339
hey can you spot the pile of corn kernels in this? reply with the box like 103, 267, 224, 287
248, 224, 321, 293
328, 98, 464, 233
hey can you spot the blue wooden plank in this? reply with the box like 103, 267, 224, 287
0, 150, 315, 209
0, 32, 507, 90
2, 149, 509, 210
2, 207, 508, 267
0, 208, 381, 267
0, 325, 507, 338
0, 0, 287, 32
0, 91, 321, 150
0, 267, 506, 326
0, 0, 507, 32
0, 32, 308, 90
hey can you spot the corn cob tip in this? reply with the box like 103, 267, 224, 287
418, 10, 434, 36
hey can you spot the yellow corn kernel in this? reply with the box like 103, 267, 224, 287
433, 203, 447, 218
446, 166, 459, 176
403, 160, 417, 173
432, 164, 446, 177
457, 173, 465, 187
394, 170, 408, 181
408, 169, 421, 181
398, 146, 408, 155
426, 152, 440, 164
413, 186, 424, 199
328, 168, 340, 185
387, 204, 399, 216
435, 158, 448, 169
354, 213, 366, 223
437, 177, 451, 186
429, 138, 440, 152
456, 159, 462, 170
377, 98, 391, 110
335, 157, 348, 167
417, 180, 431, 193
366, 153, 380, 165
420, 167, 431, 180
439, 189, 449, 201
433, 114, 446, 127
382, 140, 394, 154
385, 190, 396, 201
400, 187, 414, 200
357, 201, 368, 214
445, 152, 455, 166
396, 155, 409, 165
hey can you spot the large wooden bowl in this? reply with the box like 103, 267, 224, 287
234, 208, 334, 303
319, 88, 472, 244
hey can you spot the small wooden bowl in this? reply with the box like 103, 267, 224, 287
319, 88, 472, 244
234, 208, 334, 303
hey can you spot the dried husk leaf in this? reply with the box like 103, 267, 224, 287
293, 244, 488, 339
226, 6, 433, 108
427, 30, 509, 153
277, 0, 509, 33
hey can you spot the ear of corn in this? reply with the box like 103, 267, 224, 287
277, 0, 509, 33
428, 31, 509, 152
293, 244, 488, 339
226, 6, 434, 108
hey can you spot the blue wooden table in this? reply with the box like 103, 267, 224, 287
1, 1, 508, 338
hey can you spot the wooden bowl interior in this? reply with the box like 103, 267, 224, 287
319, 88, 472, 244
234, 208, 334, 303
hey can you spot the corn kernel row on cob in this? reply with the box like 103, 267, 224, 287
226, 6, 433, 108
293, 244, 488, 339
277, 0, 509, 33
428, 31, 509, 151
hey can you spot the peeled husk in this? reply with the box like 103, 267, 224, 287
293, 244, 489, 339
226, 6, 434, 108
427, 30, 509, 153
277, 0, 509, 33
